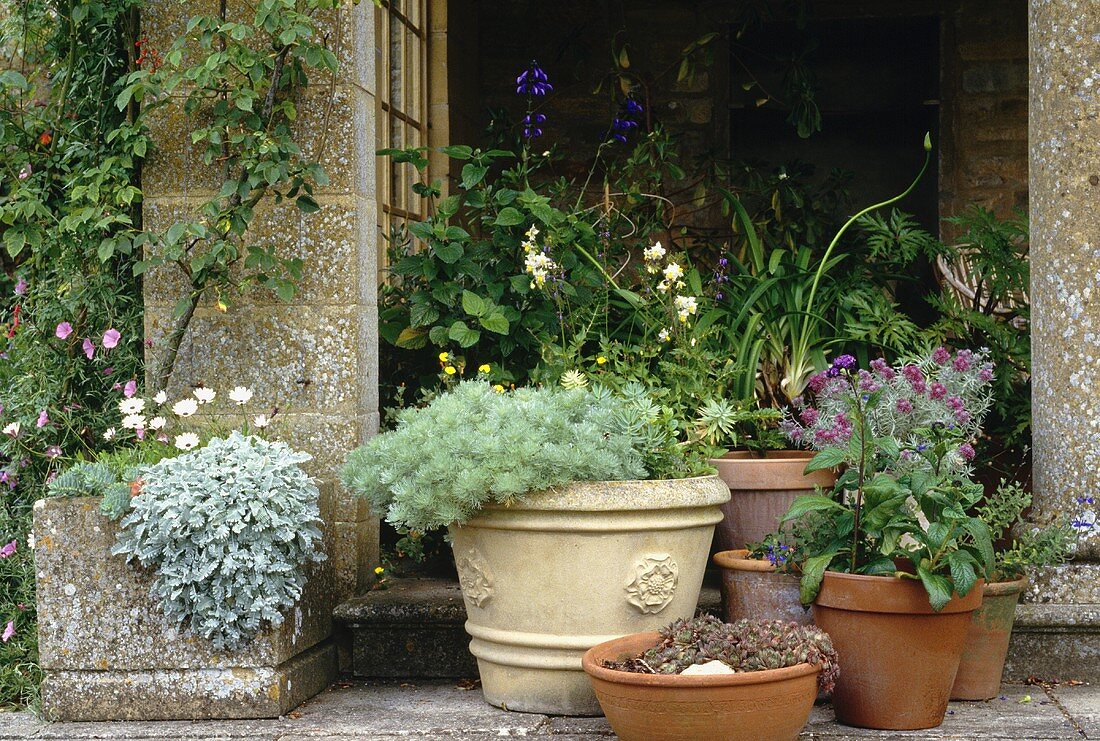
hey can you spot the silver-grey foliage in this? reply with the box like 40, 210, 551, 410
113, 432, 325, 650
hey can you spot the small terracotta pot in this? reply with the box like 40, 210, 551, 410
812, 571, 983, 730
582, 631, 820, 741
710, 451, 837, 552
713, 549, 812, 626
951, 577, 1027, 701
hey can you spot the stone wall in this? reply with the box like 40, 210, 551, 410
141, 0, 379, 598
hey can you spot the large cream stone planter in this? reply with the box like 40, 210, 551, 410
449, 475, 730, 715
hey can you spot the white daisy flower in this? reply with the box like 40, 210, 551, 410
103, 427, 116, 441
118, 398, 146, 416
121, 414, 146, 430
152, 390, 168, 405
174, 432, 200, 451
228, 386, 254, 405
192, 387, 216, 404
253, 414, 270, 429
2, 422, 19, 437
148, 416, 167, 431
172, 398, 198, 417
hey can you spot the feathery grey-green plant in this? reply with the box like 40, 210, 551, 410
341, 381, 649, 532
113, 432, 325, 650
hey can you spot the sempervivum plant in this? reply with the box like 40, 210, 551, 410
605, 614, 839, 693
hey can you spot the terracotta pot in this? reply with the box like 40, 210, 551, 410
710, 451, 837, 551
951, 577, 1027, 701
712, 549, 812, 626
582, 631, 820, 741
812, 571, 983, 730
450, 476, 730, 715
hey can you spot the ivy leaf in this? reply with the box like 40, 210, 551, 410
448, 320, 481, 348
479, 312, 510, 335
494, 207, 526, 227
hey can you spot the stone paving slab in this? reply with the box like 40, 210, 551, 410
0, 680, 1092, 740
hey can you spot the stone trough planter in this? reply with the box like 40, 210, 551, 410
449, 475, 730, 715
33, 491, 338, 721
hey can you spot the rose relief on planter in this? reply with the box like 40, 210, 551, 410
779, 348, 998, 730
341, 381, 729, 715
582, 614, 838, 741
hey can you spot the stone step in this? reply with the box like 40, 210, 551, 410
1006, 603, 1100, 683
334, 577, 723, 679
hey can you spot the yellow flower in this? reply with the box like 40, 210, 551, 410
478, 364, 491, 374
444, 365, 457, 375
438, 351, 450, 363
492, 384, 505, 393
596, 356, 607, 365
374, 566, 385, 575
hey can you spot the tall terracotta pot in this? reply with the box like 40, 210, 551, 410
710, 451, 837, 552
951, 577, 1027, 701
712, 549, 812, 626
582, 631, 821, 741
812, 571, 983, 730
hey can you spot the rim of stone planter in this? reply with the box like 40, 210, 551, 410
713, 548, 777, 572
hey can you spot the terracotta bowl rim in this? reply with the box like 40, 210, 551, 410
713, 549, 780, 573
582, 631, 821, 688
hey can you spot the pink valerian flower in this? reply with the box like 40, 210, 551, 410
82, 338, 95, 359
959, 443, 976, 461
55, 322, 73, 340
901, 365, 926, 393
929, 382, 947, 400
0, 539, 15, 558
102, 328, 121, 349
123, 379, 137, 398
932, 346, 951, 365
1, 620, 13, 643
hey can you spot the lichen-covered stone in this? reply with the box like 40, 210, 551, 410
34, 495, 338, 719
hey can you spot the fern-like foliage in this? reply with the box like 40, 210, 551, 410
47, 461, 135, 519
341, 381, 650, 532
113, 432, 325, 651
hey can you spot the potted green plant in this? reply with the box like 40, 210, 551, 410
780, 348, 996, 730
36, 388, 334, 720
582, 614, 838, 741
712, 532, 812, 626
951, 480, 1076, 700
341, 381, 729, 716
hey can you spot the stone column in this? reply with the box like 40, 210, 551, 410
142, 0, 379, 599
1011, 0, 1100, 680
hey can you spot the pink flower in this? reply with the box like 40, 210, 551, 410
959, 443, 976, 461
946, 395, 965, 412
953, 350, 973, 372
956, 410, 971, 424
807, 372, 828, 393
17, 164, 31, 180
44, 445, 61, 458
55, 322, 73, 340
102, 328, 121, 349
0, 539, 15, 558
870, 358, 896, 380
932, 346, 951, 365
13, 278, 27, 296
929, 382, 947, 400
123, 379, 137, 398
82, 338, 95, 359
979, 363, 994, 382
896, 398, 914, 413
36, 410, 48, 428
1, 620, 13, 643
800, 408, 819, 425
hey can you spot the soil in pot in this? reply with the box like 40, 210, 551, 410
951, 577, 1027, 701
710, 451, 837, 552
582, 631, 820, 741
812, 571, 983, 730
713, 549, 812, 626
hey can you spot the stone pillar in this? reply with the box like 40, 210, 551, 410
142, 0, 379, 599
1011, 0, 1100, 680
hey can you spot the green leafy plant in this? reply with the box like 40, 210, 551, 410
780, 350, 997, 610
46, 461, 131, 518
113, 432, 325, 650
603, 614, 839, 693
977, 480, 1075, 581
341, 381, 705, 534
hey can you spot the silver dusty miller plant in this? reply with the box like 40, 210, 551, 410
113, 432, 325, 650
605, 614, 839, 693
